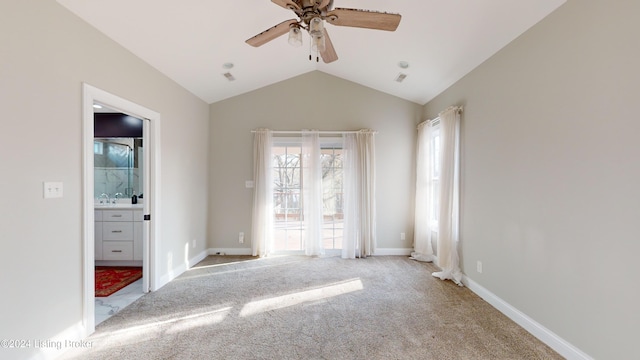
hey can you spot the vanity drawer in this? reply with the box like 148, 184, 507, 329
103, 222, 134, 240
103, 241, 133, 261
102, 210, 133, 222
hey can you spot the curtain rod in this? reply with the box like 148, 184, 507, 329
251, 130, 378, 135
417, 105, 463, 130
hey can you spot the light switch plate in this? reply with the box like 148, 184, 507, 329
44, 182, 63, 199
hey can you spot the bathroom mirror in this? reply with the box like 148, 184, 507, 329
93, 103, 144, 201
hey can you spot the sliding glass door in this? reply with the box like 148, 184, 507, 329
272, 137, 343, 253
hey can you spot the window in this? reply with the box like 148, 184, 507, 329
272, 138, 344, 252
321, 144, 343, 250
272, 143, 302, 251
430, 124, 441, 230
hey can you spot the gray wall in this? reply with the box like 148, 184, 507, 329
0, 1, 209, 358
424, 1, 639, 358
209, 71, 422, 252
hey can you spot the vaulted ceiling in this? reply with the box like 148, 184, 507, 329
57, 0, 565, 105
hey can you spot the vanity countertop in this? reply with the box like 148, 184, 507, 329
95, 203, 143, 210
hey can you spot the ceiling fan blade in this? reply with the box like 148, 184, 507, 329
326, 8, 401, 31
246, 19, 298, 47
320, 28, 338, 63
271, 0, 300, 11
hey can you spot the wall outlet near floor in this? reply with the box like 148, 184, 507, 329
192, 239, 197, 248
476, 261, 483, 273
239, 232, 244, 244
400, 232, 406, 240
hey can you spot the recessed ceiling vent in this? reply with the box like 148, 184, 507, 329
395, 73, 407, 83
223, 72, 236, 81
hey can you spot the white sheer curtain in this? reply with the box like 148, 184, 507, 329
432, 106, 463, 285
251, 129, 273, 257
411, 121, 436, 262
302, 130, 324, 256
342, 130, 377, 259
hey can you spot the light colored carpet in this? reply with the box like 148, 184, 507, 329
62, 255, 562, 359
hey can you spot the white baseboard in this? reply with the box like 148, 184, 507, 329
204, 248, 412, 257
374, 248, 413, 256
462, 275, 593, 360
188, 249, 209, 268
157, 249, 209, 289
208, 247, 253, 256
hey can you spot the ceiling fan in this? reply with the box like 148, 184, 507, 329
245, 0, 401, 63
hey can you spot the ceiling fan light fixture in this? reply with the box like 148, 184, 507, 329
288, 26, 303, 47
311, 33, 326, 52
309, 17, 324, 37
309, 17, 325, 53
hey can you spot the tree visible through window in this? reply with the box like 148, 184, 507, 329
272, 139, 343, 252
321, 146, 343, 250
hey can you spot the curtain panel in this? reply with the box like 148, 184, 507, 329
411, 120, 436, 262
412, 107, 463, 285
302, 130, 324, 256
432, 106, 462, 285
251, 129, 273, 257
252, 128, 377, 259
342, 130, 377, 259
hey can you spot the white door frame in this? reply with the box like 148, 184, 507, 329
81, 83, 161, 335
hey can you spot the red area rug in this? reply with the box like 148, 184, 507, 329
95, 266, 142, 297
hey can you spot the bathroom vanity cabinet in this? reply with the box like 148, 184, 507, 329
95, 208, 143, 262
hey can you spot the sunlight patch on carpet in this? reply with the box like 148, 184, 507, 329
89, 307, 233, 345
239, 278, 364, 317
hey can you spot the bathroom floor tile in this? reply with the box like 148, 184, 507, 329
95, 278, 144, 325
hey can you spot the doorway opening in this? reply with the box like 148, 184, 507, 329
93, 105, 145, 325
82, 83, 161, 335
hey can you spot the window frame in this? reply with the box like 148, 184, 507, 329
271, 136, 344, 253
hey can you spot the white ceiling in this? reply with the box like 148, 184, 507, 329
57, 0, 565, 105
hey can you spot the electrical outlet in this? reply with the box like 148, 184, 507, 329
400, 232, 406, 240
43, 182, 63, 199
239, 232, 244, 244
192, 239, 197, 248
477, 261, 483, 273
